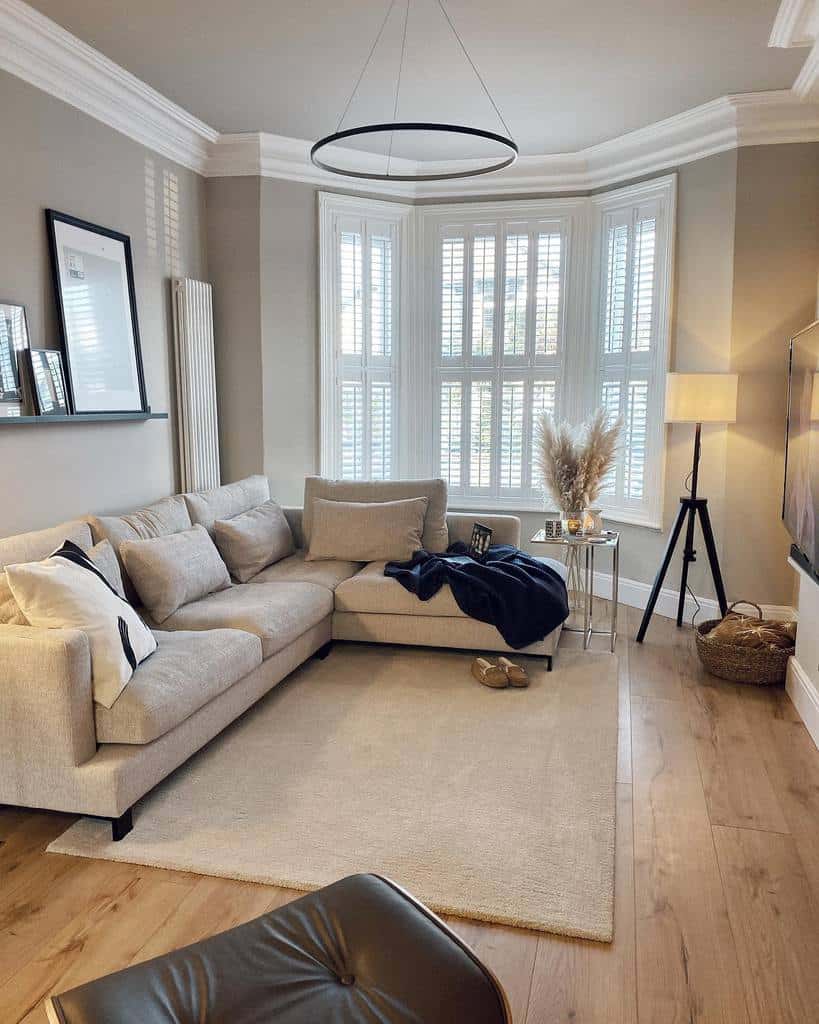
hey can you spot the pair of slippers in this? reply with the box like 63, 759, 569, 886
471, 656, 529, 689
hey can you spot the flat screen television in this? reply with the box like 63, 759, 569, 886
784, 320, 819, 581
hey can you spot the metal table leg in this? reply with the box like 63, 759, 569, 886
611, 539, 619, 653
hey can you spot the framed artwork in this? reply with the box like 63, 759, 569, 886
26, 349, 70, 416
46, 210, 147, 414
0, 301, 30, 402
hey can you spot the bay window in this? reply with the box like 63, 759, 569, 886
320, 176, 675, 528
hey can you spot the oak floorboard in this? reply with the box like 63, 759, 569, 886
4, 876, 193, 1024
631, 695, 749, 1023
713, 825, 819, 1024
525, 784, 637, 1024
626, 607, 687, 702
741, 683, 819, 904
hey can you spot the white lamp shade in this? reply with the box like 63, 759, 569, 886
665, 373, 738, 424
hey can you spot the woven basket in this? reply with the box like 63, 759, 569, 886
695, 602, 794, 686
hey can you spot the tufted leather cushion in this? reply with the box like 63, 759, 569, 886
46, 873, 510, 1024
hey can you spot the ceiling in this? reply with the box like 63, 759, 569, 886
28, 0, 806, 158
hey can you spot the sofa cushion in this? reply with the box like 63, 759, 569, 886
335, 561, 466, 617
250, 549, 362, 591
212, 500, 295, 583
0, 519, 92, 571
184, 475, 270, 534
120, 525, 231, 625
303, 478, 449, 553
306, 497, 428, 563
335, 557, 568, 618
95, 628, 263, 744
155, 581, 333, 659
89, 495, 193, 603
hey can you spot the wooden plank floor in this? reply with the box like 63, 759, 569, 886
3, 606, 819, 1023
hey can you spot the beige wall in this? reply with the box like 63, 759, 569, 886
724, 144, 819, 606
205, 176, 263, 483
0, 70, 207, 538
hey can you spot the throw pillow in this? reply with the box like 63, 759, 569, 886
212, 500, 295, 583
0, 538, 126, 626
120, 524, 231, 624
305, 497, 428, 563
5, 540, 157, 708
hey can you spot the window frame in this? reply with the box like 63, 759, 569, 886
318, 192, 412, 479
319, 178, 675, 528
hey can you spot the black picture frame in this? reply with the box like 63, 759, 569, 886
0, 301, 30, 402
45, 209, 148, 415
26, 348, 70, 416
469, 522, 493, 557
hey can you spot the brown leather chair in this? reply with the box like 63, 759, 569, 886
45, 873, 511, 1023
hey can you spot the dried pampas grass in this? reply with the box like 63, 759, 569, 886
535, 408, 622, 512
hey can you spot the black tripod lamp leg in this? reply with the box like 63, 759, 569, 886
636, 501, 688, 643
697, 503, 728, 616
676, 505, 697, 627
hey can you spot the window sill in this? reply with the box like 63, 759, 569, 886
448, 500, 663, 533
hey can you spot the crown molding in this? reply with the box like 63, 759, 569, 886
769, 0, 819, 48
0, 0, 216, 172
2, 0, 819, 195
204, 92, 819, 197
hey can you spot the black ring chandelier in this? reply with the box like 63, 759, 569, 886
311, 0, 517, 183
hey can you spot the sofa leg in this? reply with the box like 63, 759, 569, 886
546, 656, 553, 672
315, 641, 333, 660
111, 808, 133, 842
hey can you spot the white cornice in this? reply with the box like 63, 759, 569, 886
2, 0, 819, 195
0, 0, 216, 172
769, 0, 819, 48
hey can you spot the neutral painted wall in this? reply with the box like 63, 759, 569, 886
0, 70, 207, 537
205, 176, 263, 483
724, 143, 819, 607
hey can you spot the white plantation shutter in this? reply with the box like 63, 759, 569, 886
320, 196, 409, 480
594, 187, 671, 526
433, 215, 569, 505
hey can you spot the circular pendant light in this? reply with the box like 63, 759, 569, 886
312, 0, 517, 183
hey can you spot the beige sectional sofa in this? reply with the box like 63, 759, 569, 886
0, 475, 562, 840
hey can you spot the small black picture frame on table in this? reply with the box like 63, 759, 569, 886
46, 209, 147, 415
25, 349, 70, 416
469, 522, 493, 557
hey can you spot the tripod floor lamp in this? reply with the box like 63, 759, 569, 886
636, 372, 738, 643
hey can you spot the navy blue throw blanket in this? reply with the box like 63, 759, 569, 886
384, 542, 570, 649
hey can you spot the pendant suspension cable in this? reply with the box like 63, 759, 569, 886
386, 0, 411, 177
335, 0, 399, 133
435, 0, 512, 138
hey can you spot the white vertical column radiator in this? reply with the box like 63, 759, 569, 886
172, 278, 221, 492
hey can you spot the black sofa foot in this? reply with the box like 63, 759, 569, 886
315, 642, 333, 660
546, 656, 553, 672
111, 808, 133, 841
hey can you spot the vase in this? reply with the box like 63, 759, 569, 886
582, 508, 603, 536
561, 511, 583, 536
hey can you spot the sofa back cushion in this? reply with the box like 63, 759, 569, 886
120, 525, 231, 624
212, 500, 295, 583
0, 520, 92, 572
306, 497, 428, 563
303, 478, 448, 553
89, 495, 193, 603
184, 476, 270, 534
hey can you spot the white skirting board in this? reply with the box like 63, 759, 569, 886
589, 569, 796, 624
786, 657, 819, 750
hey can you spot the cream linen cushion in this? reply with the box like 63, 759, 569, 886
5, 540, 157, 708
305, 497, 428, 563
120, 524, 231, 624
212, 500, 295, 583
303, 477, 449, 553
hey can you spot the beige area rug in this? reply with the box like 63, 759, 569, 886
49, 645, 619, 940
